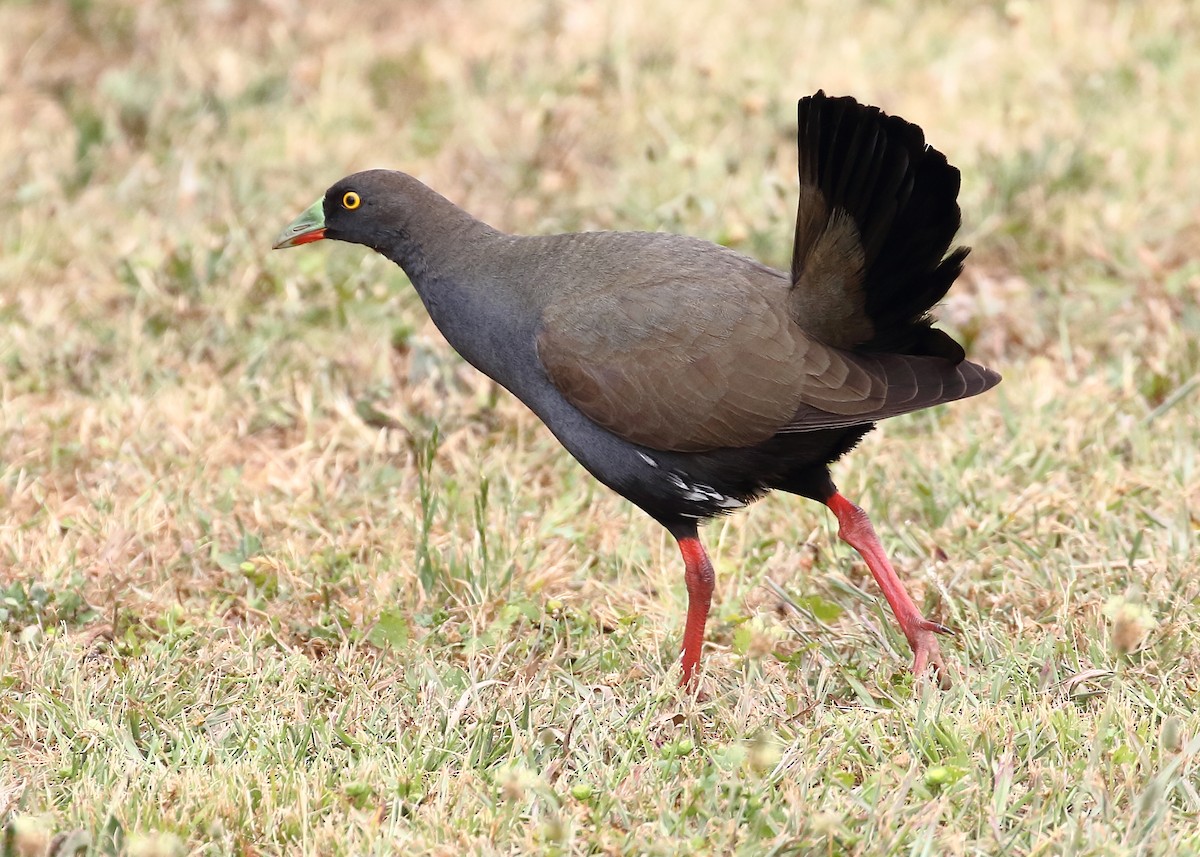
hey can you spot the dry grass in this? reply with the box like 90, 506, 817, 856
2, 0, 1198, 854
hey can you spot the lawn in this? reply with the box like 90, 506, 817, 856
2, 0, 1198, 854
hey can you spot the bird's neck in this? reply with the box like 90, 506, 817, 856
371, 179, 543, 384
372, 180, 503, 285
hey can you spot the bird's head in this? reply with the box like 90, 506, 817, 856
272, 169, 415, 252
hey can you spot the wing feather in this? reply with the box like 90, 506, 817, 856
533, 234, 998, 453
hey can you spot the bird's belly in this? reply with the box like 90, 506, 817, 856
513, 373, 761, 525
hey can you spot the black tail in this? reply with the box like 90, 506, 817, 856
791, 91, 968, 361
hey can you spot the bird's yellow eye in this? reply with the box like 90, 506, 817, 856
342, 191, 361, 210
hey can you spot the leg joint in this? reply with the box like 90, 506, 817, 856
828, 493, 873, 545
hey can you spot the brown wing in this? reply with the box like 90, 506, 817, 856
534, 244, 902, 451
535, 234, 998, 454
782, 355, 1000, 431
538, 271, 806, 452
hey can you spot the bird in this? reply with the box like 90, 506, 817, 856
273, 91, 1000, 690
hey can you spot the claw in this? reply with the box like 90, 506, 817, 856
917, 618, 956, 637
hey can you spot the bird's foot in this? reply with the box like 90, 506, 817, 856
906, 617, 955, 690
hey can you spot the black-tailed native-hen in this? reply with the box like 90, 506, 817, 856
274, 91, 999, 689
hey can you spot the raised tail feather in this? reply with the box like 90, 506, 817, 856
790, 91, 968, 362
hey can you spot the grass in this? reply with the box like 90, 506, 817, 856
2, 0, 1198, 853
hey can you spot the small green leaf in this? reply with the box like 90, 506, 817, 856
732, 623, 753, 655
797, 596, 845, 623
368, 609, 411, 649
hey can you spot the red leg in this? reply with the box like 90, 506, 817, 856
676, 535, 715, 688
826, 492, 954, 688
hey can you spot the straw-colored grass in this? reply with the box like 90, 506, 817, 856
2, 0, 1198, 853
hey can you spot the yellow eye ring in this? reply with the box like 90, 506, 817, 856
342, 191, 361, 210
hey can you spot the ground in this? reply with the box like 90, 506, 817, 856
1, 0, 1198, 854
